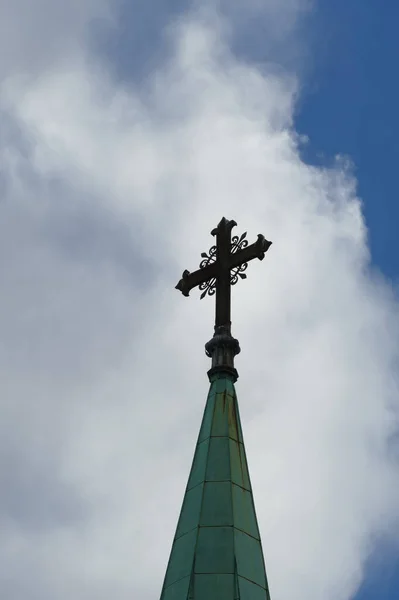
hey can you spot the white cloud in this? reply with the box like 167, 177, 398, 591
0, 0, 113, 80
0, 2, 398, 600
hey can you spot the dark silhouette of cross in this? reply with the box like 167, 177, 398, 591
175, 217, 272, 333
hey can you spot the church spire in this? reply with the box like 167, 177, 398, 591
160, 218, 272, 599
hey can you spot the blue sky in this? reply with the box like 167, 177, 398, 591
299, 5, 399, 593
297, 0, 399, 283
0, 1, 398, 599
302, 3, 399, 595
299, 3, 399, 597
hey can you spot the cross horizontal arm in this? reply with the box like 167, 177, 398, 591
228, 234, 272, 270
175, 262, 218, 297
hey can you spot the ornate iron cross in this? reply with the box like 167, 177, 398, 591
175, 217, 272, 334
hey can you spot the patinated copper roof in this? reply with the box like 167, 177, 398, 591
160, 372, 271, 599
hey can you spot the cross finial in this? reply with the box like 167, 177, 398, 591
176, 217, 272, 381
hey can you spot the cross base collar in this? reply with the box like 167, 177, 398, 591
205, 325, 241, 382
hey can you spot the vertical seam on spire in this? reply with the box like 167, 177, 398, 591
187, 379, 219, 597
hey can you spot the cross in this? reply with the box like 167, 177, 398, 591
175, 217, 272, 334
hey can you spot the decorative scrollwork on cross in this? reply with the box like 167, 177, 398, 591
199, 277, 217, 299
231, 231, 248, 254
199, 245, 217, 299
230, 231, 249, 285
199, 245, 217, 269
230, 262, 248, 285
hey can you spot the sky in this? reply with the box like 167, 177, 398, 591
0, 1, 398, 599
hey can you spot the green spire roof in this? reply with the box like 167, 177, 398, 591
160, 372, 271, 600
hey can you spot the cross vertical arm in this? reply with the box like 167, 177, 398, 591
212, 218, 236, 332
